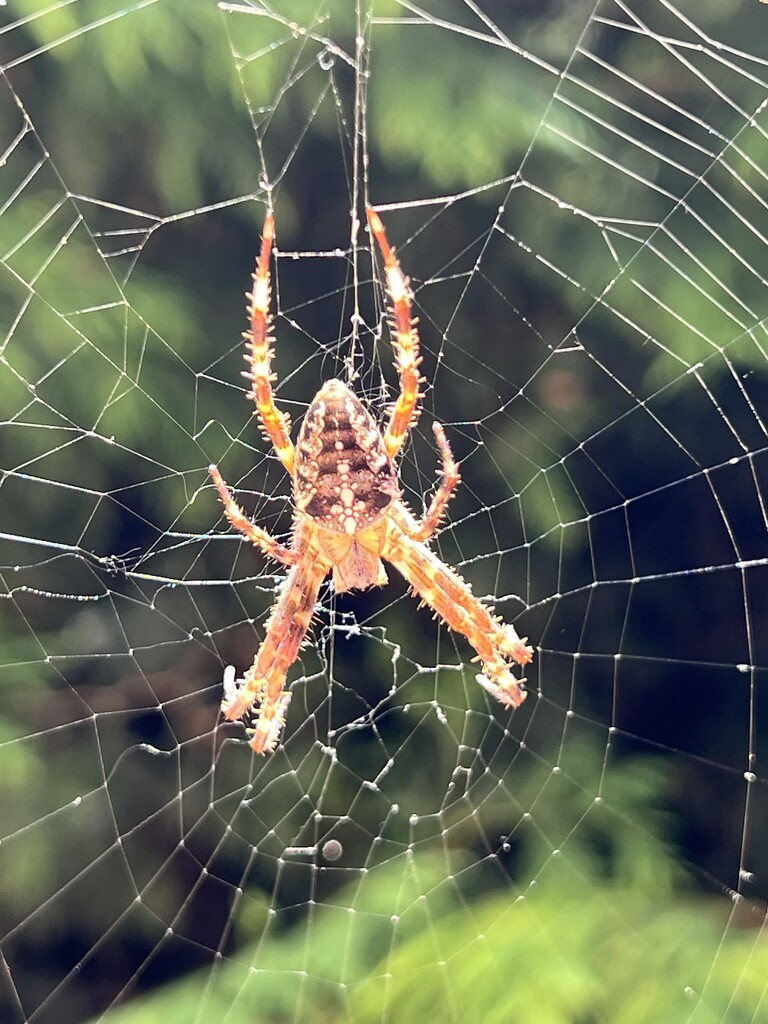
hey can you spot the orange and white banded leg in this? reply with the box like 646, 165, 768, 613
396, 422, 461, 543
367, 208, 423, 460
222, 541, 331, 754
210, 464, 298, 566
383, 522, 533, 708
243, 211, 296, 476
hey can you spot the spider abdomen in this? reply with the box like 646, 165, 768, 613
295, 379, 399, 535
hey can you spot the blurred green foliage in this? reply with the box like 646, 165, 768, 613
91, 751, 767, 1024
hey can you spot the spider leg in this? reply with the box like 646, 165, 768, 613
243, 211, 296, 477
222, 531, 331, 754
395, 422, 460, 543
210, 464, 298, 566
383, 522, 533, 709
367, 208, 423, 461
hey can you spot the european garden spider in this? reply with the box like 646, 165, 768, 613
210, 208, 533, 754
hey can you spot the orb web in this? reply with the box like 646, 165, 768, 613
1, 2, 768, 1022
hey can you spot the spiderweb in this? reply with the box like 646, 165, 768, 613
2, 1, 768, 1021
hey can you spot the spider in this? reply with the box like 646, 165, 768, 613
210, 207, 533, 754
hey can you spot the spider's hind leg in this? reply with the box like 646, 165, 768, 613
383, 521, 532, 710
222, 539, 331, 754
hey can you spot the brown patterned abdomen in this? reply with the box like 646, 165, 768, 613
294, 379, 398, 534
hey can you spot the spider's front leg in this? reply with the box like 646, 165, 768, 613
383, 522, 533, 710
243, 210, 296, 476
222, 527, 331, 754
367, 208, 423, 461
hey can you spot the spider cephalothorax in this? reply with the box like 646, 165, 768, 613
210, 208, 533, 754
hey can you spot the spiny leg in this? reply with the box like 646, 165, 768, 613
222, 537, 331, 754
367, 208, 423, 461
243, 211, 296, 476
383, 522, 533, 708
396, 422, 460, 543
210, 464, 298, 566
